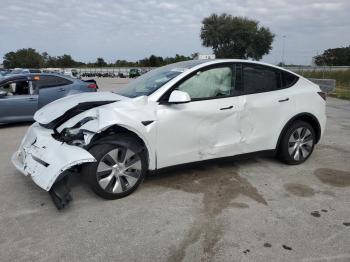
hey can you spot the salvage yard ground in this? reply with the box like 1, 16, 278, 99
0, 78, 350, 261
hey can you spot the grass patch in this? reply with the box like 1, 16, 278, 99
329, 86, 350, 100
296, 69, 350, 101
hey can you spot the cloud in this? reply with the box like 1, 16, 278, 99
158, 2, 178, 10
0, 0, 349, 64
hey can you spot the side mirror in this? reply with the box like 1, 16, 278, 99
168, 90, 191, 104
0, 90, 7, 98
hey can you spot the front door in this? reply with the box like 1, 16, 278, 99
156, 64, 247, 169
0, 80, 38, 123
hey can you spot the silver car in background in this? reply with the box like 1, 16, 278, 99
0, 73, 98, 123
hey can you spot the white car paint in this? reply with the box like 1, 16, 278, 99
12, 122, 96, 191
12, 59, 326, 192
34, 92, 126, 124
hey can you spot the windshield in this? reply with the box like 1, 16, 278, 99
114, 67, 182, 98
114, 60, 207, 98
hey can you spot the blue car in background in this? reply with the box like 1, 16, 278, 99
10, 68, 42, 75
0, 70, 10, 78
0, 73, 98, 123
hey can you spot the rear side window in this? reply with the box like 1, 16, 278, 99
29, 69, 41, 73
281, 71, 299, 88
35, 76, 72, 89
242, 64, 281, 94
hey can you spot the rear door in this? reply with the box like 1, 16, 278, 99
237, 63, 298, 152
35, 75, 73, 108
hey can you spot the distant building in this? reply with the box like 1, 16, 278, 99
197, 54, 216, 60
0, 64, 3, 69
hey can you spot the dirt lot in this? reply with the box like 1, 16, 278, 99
0, 78, 350, 261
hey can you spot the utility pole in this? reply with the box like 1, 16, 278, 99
282, 35, 286, 65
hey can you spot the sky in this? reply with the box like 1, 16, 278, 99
0, 0, 349, 65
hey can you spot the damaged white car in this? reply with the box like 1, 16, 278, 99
12, 60, 326, 209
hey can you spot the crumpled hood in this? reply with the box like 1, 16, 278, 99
34, 92, 127, 125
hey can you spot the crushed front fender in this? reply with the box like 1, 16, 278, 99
12, 123, 96, 191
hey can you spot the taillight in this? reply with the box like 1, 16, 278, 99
317, 92, 326, 101
87, 83, 97, 89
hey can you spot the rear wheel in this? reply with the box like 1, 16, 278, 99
278, 121, 315, 165
83, 135, 147, 199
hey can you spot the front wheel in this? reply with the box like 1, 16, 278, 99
82, 135, 147, 200
278, 120, 315, 165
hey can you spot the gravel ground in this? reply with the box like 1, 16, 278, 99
0, 78, 349, 262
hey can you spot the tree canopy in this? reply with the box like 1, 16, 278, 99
96, 57, 107, 67
314, 46, 350, 66
3, 48, 44, 68
137, 54, 195, 67
200, 14, 274, 60
2, 48, 193, 68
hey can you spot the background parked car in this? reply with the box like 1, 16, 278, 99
118, 72, 127, 78
129, 68, 141, 78
42, 68, 64, 74
0, 71, 7, 79
63, 69, 81, 79
0, 73, 98, 123
10, 68, 42, 74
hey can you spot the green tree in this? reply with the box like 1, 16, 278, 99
3, 48, 44, 68
45, 56, 58, 67
115, 60, 133, 67
41, 51, 49, 66
163, 54, 191, 65
96, 57, 107, 67
55, 54, 76, 68
3, 48, 197, 69
200, 14, 274, 60
314, 46, 350, 66
138, 55, 162, 67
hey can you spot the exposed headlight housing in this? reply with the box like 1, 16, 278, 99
53, 117, 96, 146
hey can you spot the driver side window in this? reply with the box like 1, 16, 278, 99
2, 80, 35, 96
176, 66, 234, 100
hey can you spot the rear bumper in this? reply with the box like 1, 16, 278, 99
12, 123, 96, 191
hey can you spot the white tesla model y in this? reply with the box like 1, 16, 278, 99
12, 60, 326, 208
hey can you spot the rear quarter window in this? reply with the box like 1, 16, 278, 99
281, 71, 299, 88
35, 76, 73, 89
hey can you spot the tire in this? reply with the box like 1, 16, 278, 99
82, 135, 147, 200
278, 120, 316, 165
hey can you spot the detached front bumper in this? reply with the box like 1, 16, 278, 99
12, 123, 96, 191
